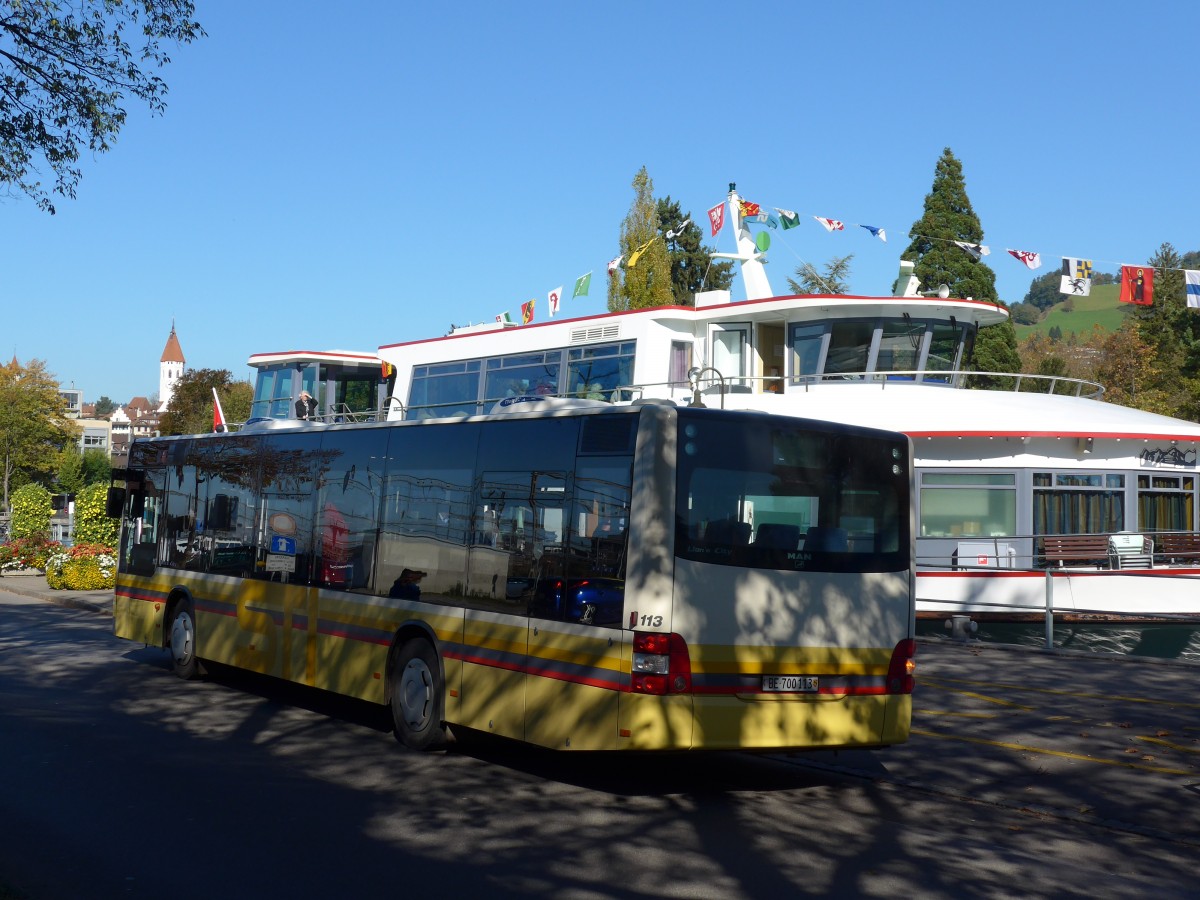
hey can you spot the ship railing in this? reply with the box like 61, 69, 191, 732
617, 371, 1106, 401
918, 531, 1200, 572
788, 370, 1105, 398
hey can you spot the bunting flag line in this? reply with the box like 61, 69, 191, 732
859, 224, 887, 243
1007, 249, 1042, 270
738, 200, 761, 219
548, 285, 563, 317
776, 208, 800, 230
953, 241, 990, 261
607, 255, 622, 276
665, 218, 691, 240
707, 202, 725, 236
572, 272, 592, 298
496, 311, 512, 324
627, 237, 656, 268
521, 299, 536, 324
212, 387, 227, 433
1059, 257, 1093, 296
1186, 270, 1200, 310
1119, 265, 1154, 306
814, 217, 844, 232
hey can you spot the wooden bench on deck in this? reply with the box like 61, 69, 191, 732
1039, 534, 1112, 569
1157, 532, 1200, 565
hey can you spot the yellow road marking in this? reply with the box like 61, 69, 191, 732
916, 709, 998, 719
912, 728, 1196, 776
1137, 735, 1200, 755
918, 679, 1034, 710
921, 676, 1200, 709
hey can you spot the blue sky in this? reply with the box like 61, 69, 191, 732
3, 0, 1197, 404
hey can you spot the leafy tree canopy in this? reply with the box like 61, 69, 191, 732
787, 254, 854, 295
608, 167, 673, 312
0, 357, 77, 511
159, 368, 252, 436
0, 1, 205, 213
93, 395, 116, 416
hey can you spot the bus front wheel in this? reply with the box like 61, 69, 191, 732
390, 639, 447, 751
168, 601, 200, 680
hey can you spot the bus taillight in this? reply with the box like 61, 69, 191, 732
631, 632, 691, 695
887, 638, 916, 694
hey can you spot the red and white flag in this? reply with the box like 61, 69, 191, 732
607, 255, 622, 276
707, 202, 725, 236
1007, 249, 1042, 270
212, 387, 227, 433
814, 216, 844, 232
548, 285, 562, 317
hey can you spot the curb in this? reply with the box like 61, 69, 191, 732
0, 577, 111, 614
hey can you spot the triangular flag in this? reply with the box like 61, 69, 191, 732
1007, 249, 1042, 270
859, 224, 887, 243
1119, 265, 1154, 306
1059, 258, 1093, 296
953, 240, 990, 261
813, 216, 844, 232
607, 255, 622, 276
1185, 270, 1200, 310
521, 299, 536, 324
707, 202, 725, 236
627, 237, 655, 268
775, 208, 800, 230
572, 272, 592, 298
495, 311, 512, 324
548, 286, 563, 317
212, 387, 227, 433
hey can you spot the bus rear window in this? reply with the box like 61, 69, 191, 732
674, 412, 909, 573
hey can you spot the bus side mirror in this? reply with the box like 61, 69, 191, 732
106, 487, 126, 518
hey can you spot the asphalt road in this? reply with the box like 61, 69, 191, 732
1, 590, 1198, 899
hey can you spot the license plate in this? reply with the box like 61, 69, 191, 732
762, 675, 818, 693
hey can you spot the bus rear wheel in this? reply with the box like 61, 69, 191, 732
390, 639, 447, 751
168, 601, 200, 680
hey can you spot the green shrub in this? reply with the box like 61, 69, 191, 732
10, 483, 52, 540
73, 483, 119, 547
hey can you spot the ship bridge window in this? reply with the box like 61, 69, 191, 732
824, 321, 873, 378
919, 472, 1016, 538
1033, 472, 1125, 535
1137, 473, 1196, 533
876, 319, 927, 378
926, 320, 970, 383
789, 324, 825, 384
485, 352, 562, 404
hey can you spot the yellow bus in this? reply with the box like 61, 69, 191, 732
111, 399, 915, 752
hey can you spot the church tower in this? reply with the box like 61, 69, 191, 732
158, 322, 186, 411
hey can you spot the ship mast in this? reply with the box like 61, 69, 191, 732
710, 183, 774, 300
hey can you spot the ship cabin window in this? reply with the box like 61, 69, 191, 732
250, 362, 384, 422
406, 341, 636, 419
1137, 473, 1196, 533
787, 316, 973, 384
919, 472, 1016, 538
1033, 472, 1125, 535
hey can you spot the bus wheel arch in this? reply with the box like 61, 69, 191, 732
387, 626, 449, 751
164, 589, 201, 680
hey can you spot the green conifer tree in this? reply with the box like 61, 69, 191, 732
902, 148, 1020, 387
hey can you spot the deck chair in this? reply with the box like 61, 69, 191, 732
1109, 532, 1154, 569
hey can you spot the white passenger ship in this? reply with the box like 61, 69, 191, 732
248, 187, 1200, 622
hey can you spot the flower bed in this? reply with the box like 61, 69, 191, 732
0, 535, 61, 574
44, 543, 117, 591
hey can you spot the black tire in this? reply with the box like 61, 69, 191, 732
167, 600, 200, 680
390, 639, 447, 751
